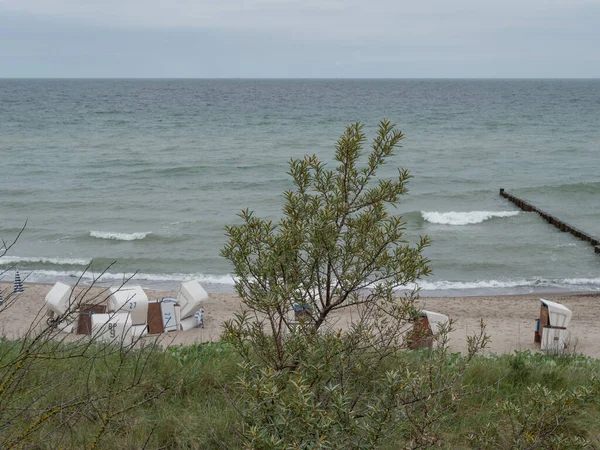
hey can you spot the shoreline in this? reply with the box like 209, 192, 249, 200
11, 277, 600, 298
1, 282, 600, 358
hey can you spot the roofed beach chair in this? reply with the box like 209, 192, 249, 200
108, 285, 149, 326
160, 298, 179, 332
408, 310, 450, 350
535, 299, 572, 352
45, 282, 73, 317
44, 282, 76, 332
176, 280, 208, 319
91, 312, 133, 345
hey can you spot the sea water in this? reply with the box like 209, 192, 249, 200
1, 79, 599, 295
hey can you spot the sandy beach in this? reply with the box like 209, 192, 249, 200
1, 282, 599, 358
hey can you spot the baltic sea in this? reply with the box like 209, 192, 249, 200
1, 79, 599, 295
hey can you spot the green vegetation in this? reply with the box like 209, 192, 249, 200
0, 341, 599, 449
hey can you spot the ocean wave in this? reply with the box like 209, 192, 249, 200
421, 211, 519, 225
526, 181, 600, 195
93, 272, 238, 285
3, 268, 600, 294
1, 269, 237, 286
396, 277, 600, 291
163, 220, 199, 229
0, 256, 91, 266
556, 278, 600, 286
89, 231, 152, 241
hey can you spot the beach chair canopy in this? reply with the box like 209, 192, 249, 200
420, 310, 450, 334
45, 282, 73, 315
540, 299, 572, 328
177, 280, 208, 319
109, 285, 149, 325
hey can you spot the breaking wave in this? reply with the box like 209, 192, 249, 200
24, 272, 596, 292
89, 231, 152, 241
2, 269, 237, 286
396, 277, 600, 292
0, 256, 91, 266
421, 211, 519, 225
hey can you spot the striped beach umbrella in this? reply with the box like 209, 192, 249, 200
13, 270, 24, 294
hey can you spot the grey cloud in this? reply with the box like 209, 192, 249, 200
2, 0, 598, 30
0, 0, 598, 77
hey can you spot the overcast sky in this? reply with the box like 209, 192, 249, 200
1, 0, 599, 78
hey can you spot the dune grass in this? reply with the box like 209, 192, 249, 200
0, 339, 598, 449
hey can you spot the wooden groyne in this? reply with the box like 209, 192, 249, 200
499, 189, 600, 254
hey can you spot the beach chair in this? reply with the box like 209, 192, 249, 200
535, 299, 572, 351
45, 282, 73, 315
90, 312, 133, 344
147, 300, 165, 334
44, 282, 76, 332
408, 310, 449, 350
176, 307, 205, 331
161, 298, 179, 332
179, 316, 197, 331
285, 303, 313, 332
293, 303, 312, 321
76, 303, 107, 334
131, 324, 149, 342
176, 280, 208, 319
108, 285, 149, 326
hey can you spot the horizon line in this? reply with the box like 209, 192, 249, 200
1, 77, 599, 81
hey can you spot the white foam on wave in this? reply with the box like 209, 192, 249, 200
90, 231, 152, 241
5, 269, 238, 286
5, 268, 600, 294
556, 277, 600, 286
164, 220, 197, 228
396, 277, 600, 292
0, 256, 91, 266
421, 211, 519, 225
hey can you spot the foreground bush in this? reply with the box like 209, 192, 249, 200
1, 339, 599, 449
221, 121, 473, 448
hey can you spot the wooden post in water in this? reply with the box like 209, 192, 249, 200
500, 188, 600, 251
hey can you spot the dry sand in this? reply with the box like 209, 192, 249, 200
1, 282, 599, 358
